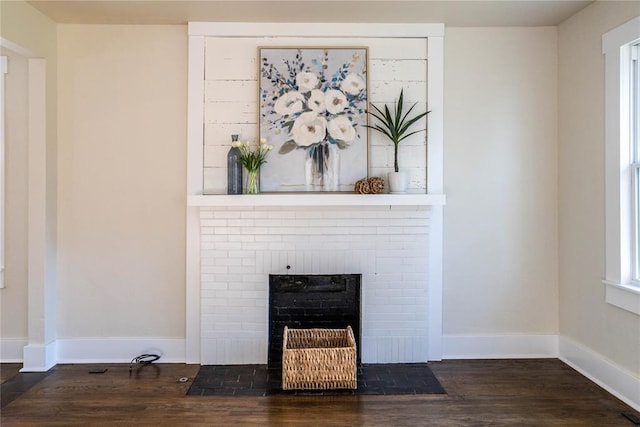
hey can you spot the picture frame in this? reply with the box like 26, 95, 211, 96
258, 47, 369, 192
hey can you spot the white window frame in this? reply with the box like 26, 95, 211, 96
603, 16, 640, 315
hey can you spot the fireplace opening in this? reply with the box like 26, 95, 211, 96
268, 274, 361, 369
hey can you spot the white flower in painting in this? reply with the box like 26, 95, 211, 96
307, 89, 326, 113
341, 74, 366, 95
328, 115, 356, 143
296, 72, 318, 93
324, 89, 348, 114
274, 91, 305, 116
291, 112, 327, 146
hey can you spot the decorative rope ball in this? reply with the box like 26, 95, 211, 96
368, 177, 385, 194
354, 177, 385, 194
354, 178, 371, 194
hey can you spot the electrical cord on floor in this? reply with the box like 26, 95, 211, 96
129, 353, 161, 374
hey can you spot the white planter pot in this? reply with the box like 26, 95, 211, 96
388, 171, 408, 193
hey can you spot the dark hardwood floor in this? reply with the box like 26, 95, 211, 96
1, 359, 638, 426
1, 364, 21, 384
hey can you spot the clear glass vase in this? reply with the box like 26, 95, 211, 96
305, 143, 339, 192
245, 168, 259, 194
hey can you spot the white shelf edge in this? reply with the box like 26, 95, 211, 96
187, 193, 446, 207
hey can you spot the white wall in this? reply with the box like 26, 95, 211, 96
1, 48, 29, 347
56, 25, 187, 342
443, 28, 559, 348
0, 0, 58, 364
558, 2, 640, 376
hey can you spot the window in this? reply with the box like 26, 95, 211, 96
603, 16, 640, 315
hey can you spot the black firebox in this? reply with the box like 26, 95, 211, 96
268, 274, 361, 369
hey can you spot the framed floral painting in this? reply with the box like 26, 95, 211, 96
258, 47, 368, 192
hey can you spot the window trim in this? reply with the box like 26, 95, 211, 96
602, 16, 640, 315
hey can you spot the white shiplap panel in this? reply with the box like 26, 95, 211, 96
369, 145, 392, 169
204, 36, 428, 194
366, 38, 427, 60
203, 145, 228, 168
203, 167, 226, 194
369, 80, 427, 102
204, 101, 257, 124
206, 37, 421, 81
369, 59, 427, 82
407, 167, 428, 191
206, 37, 427, 83
204, 123, 258, 146
398, 145, 427, 169
205, 80, 258, 102
207, 56, 257, 80
205, 38, 260, 80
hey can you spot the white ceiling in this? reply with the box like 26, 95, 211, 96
25, 0, 596, 26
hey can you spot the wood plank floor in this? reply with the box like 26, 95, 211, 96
1, 359, 638, 426
1, 364, 21, 384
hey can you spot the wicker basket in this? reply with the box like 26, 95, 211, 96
282, 326, 357, 390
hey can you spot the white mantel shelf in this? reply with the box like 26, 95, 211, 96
188, 193, 446, 207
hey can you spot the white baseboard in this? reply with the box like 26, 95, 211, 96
15, 338, 187, 371
559, 336, 640, 412
56, 338, 186, 364
22, 341, 58, 372
0, 338, 27, 362
442, 334, 559, 359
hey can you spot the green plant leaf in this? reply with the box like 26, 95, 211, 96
398, 111, 429, 140
396, 89, 404, 130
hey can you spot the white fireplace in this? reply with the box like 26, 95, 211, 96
185, 22, 445, 364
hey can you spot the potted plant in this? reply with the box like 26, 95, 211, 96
366, 89, 430, 193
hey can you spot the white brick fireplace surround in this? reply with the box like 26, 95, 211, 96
198, 204, 434, 364
186, 22, 445, 364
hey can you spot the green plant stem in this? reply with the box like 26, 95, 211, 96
394, 144, 399, 172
